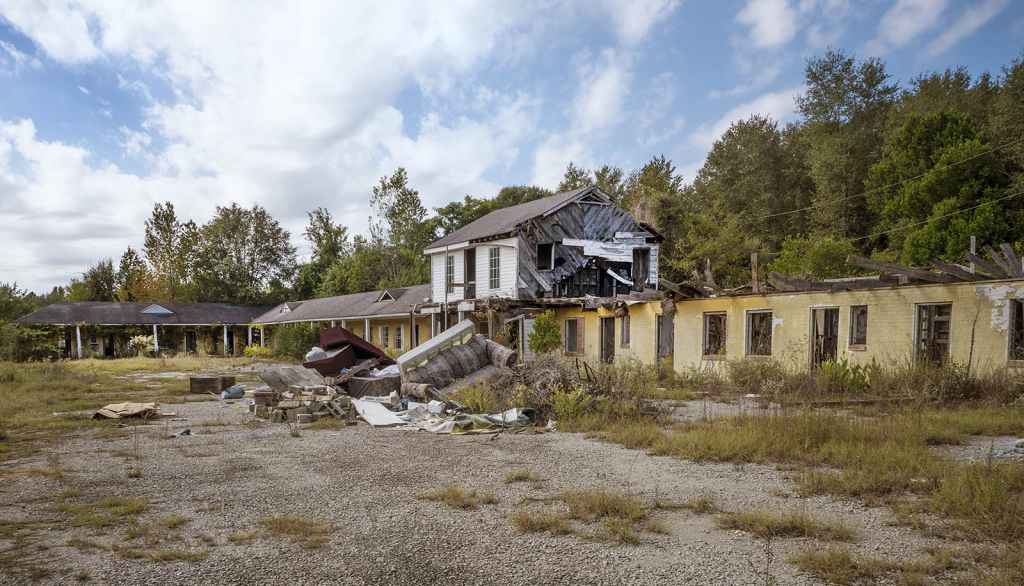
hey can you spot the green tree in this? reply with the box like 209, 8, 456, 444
429, 184, 553, 238
193, 203, 297, 304
79, 259, 118, 301
294, 208, 350, 299
367, 168, 432, 288
593, 164, 626, 203
116, 247, 148, 301
527, 310, 561, 355
797, 49, 899, 240
865, 110, 1014, 264
557, 161, 592, 192
143, 202, 200, 302
0, 282, 34, 321
765, 236, 858, 280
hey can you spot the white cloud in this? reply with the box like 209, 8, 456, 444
573, 48, 633, 134
0, 39, 42, 74
0, 1, 100, 63
926, 0, 1009, 56
597, 0, 680, 45
117, 125, 152, 159
686, 85, 804, 155
736, 0, 799, 49
866, 0, 948, 55
77, 85, 90, 95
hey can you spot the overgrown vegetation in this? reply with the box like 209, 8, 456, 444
418, 484, 496, 509
715, 509, 855, 541
256, 515, 334, 549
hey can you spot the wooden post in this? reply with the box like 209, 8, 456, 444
331, 320, 336, 328
969, 236, 976, 274
152, 324, 159, 353
260, 326, 265, 348
222, 325, 228, 356
76, 325, 83, 359
751, 253, 760, 294
430, 313, 437, 338
364, 318, 371, 342
247, 326, 252, 347
409, 312, 417, 349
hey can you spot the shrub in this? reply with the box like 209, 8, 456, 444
549, 381, 592, 421
243, 344, 270, 358
527, 310, 561, 355
128, 335, 154, 357
273, 323, 324, 360
725, 358, 786, 393
817, 359, 871, 395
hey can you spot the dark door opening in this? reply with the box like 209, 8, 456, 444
103, 336, 115, 358
464, 248, 476, 299
917, 304, 951, 365
63, 330, 73, 357
811, 308, 840, 366
185, 331, 197, 354
631, 248, 650, 292
600, 317, 615, 364
226, 330, 235, 356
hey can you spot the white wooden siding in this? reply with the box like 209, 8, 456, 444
430, 239, 518, 301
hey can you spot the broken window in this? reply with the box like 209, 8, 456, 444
464, 248, 476, 299
379, 326, 389, 349
703, 313, 726, 357
619, 315, 630, 348
631, 248, 651, 290
537, 243, 554, 271
849, 305, 868, 347
1010, 300, 1024, 362
489, 247, 500, 289
916, 303, 951, 365
395, 324, 404, 350
746, 310, 773, 356
446, 255, 455, 294
563, 318, 580, 355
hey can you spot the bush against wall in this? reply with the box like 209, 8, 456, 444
527, 310, 560, 355
0, 321, 59, 361
273, 323, 326, 360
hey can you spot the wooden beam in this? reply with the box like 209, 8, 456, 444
983, 245, 1016, 277
999, 243, 1023, 278
845, 255, 954, 283
965, 251, 1008, 279
751, 253, 760, 293
930, 261, 990, 282
769, 271, 830, 292
659, 278, 685, 296
704, 259, 717, 286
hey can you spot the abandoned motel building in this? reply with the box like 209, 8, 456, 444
15, 185, 1024, 374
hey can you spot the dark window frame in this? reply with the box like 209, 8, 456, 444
619, 315, 630, 348
849, 305, 868, 348
745, 310, 773, 357
489, 248, 500, 290
537, 242, 554, 271
563, 317, 580, 355
703, 312, 727, 359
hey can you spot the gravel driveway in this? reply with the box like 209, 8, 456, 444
0, 400, 939, 585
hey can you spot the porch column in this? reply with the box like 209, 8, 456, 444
247, 326, 252, 347
152, 324, 159, 353
458, 310, 465, 323
260, 326, 265, 348
409, 313, 417, 349
341, 319, 347, 331
76, 325, 82, 359
331, 320, 336, 328
430, 314, 437, 337
364, 318, 371, 342
223, 325, 228, 356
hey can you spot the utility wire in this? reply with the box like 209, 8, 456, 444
846, 189, 1024, 243
742, 136, 1024, 222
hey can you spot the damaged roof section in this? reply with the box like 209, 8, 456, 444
15, 302, 271, 326
255, 284, 431, 324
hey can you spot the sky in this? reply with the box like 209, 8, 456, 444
1, 0, 1022, 293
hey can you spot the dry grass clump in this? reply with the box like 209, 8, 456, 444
511, 510, 571, 535
654, 494, 720, 514
503, 468, 544, 484
226, 530, 257, 544
117, 547, 210, 563
715, 509, 855, 541
792, 546, 881, 585
560, 490, 646, 522
419, 484, 496, 509
256, 515, 334, 548
55, 497, 150, 529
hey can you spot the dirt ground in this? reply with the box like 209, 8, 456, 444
1, 379, 985, 586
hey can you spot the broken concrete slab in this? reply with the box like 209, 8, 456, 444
351, 399, 406, 427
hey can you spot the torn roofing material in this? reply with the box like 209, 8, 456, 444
15, 302, 273, 326
254, 284, 431, 324
424, 185, 600, 250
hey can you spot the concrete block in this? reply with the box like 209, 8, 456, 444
296, 414, 312, 424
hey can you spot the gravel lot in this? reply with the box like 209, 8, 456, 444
0, 393, 968, 585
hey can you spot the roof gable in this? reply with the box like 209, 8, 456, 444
425, 185, 609, 250
140, 304, 174, 315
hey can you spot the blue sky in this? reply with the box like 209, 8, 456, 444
1, 0, 1022, 292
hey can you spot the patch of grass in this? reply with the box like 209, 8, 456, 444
715, 509, 854, 541
95, 426, 132, 439
74, 569, 91, 581
118, 547, 211, 562
304, 418, 346, 431
126, 468, 142, 478
227, 530, 257, 544
559, 490, 645, 522
603, 517, 640, 545
792, 546, 882, 585
55, 497, 150, 529
194, 533, 217, 547
66, 538, 107, 552
503, 468, 544, 484
511, 509, 571, 535
158, 515, 188, 529
644, 517, 669, 534
256, 515, 334, 548
450, 381, 503, 414
419, 484, 496, 509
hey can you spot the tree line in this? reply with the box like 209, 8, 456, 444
3, 48, 1024, 323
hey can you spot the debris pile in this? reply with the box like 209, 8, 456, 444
240, 322, 554, 434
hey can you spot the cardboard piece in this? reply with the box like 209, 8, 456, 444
351, 399, 406, 427
93, 402, 158, 420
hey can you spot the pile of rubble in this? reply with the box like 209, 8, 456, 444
235, 322, 551, 434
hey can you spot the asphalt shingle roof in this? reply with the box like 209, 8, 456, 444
425, 186, 594, 250
253, 284, 431, 324
15, 302, 272, 326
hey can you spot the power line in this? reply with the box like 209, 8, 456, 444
846, 189, 1024, 244
742, 136, 1024, 222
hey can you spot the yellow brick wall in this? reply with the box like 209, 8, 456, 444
552, 303, 662, 365
672, 279, 1024, 374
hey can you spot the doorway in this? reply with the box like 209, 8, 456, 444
103, 335, 115, 358
185, 331, 197, 354
811, 308, 840, 366
916, 304, 952, 365
600, 317, 615, 364
226, 330, 235, 356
